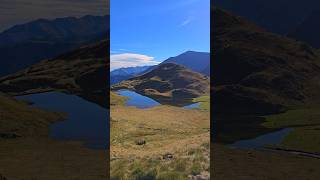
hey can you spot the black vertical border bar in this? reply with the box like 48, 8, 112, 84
106, 0, 111, 178
210, 0, 214, 176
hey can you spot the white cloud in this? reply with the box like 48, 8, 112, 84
179, 16, 194, 27
110, 53, 160, 70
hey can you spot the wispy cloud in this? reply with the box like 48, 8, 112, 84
110, 53, 160, 70
179, 16, 194, 27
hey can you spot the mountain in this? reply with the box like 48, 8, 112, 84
160, 51, 210, 76
288, 10, 320, 48
213, 9, 320, 115
110, 66, 154, 85
0, 15, 109, 76
0, 40, 109, 108
215, 0, 320, 34
111, 63, 210, 106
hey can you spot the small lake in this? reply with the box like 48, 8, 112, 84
230, 128, 292, 149
16, 92, 108, 149
117, 90, 161, 109
183, 102, 201, 109
116, 90, 201, 109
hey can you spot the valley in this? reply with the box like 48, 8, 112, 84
110, 88, 210, 179
212, 7, 320, 179
0, 92, 108, 180
0, 14, 110, 179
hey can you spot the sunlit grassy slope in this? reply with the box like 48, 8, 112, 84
193, 95, 210, 111
110, 91, 210, 179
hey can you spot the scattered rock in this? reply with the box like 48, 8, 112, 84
135, 139, 146, 145
162, 153, 174, 160
188, 174, 209, 180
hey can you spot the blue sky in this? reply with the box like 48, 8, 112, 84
110, 0, 210, 70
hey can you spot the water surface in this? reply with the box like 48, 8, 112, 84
16, 92, 108, 149
183, 102, 201, 109
231, 128, 292, 149
117, 90, 160, 109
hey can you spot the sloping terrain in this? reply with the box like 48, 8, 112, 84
110, 65, 154, 85
0, 40, 109, 108
160, 51, 210, 75
110, 88, 210, 179
0, 93, 64, 138
0, 15, 108, 76
112, 63, 210, 105
213, 9, 320, 115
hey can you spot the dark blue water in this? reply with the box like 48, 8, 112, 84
183, 102, 201, 109
231, 128, 292, 149
16, 92, 108, 149
117, 90, 161, 109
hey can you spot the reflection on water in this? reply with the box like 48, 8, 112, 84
117, 89, 201, 109
230, 128, 292, 149
117, 90, 161, 109
183, 102, 201, 109
16, 92, 108, 149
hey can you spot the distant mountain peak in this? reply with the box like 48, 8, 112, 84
0, 15, 109, 76
161, 51, 210, 76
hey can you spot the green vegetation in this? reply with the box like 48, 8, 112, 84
263, 107, 320, 152
110, 91, 128, 106
111, 144, 209, 179
110, 92, 210, 179
192, 96, 210, 111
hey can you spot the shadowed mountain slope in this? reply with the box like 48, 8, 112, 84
160, 51, 210, 75
213, 9, 320, 115
112, 63, 210, 106
0, 15, 108, 76
0, 40, 109, 108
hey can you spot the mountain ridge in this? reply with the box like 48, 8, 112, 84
110, 66, 154, 85
0, 40, 109, 108
111, 63, 210, 106
213, 8, 320, 115
0, 15, 109, 76
160, 51, 210, 76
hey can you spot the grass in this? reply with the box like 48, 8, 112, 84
0, 93, 65, 137
263, 107, 320, 152
0, 138, 108, 180
192, 95, 210, 111
110, 91, 128, 106
0, 93, 107, 179
110, 93, 210, 178
111, 142, 210, 179
212, 143, 320, 180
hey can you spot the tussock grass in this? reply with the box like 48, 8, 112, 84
110, 98, 210, 178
